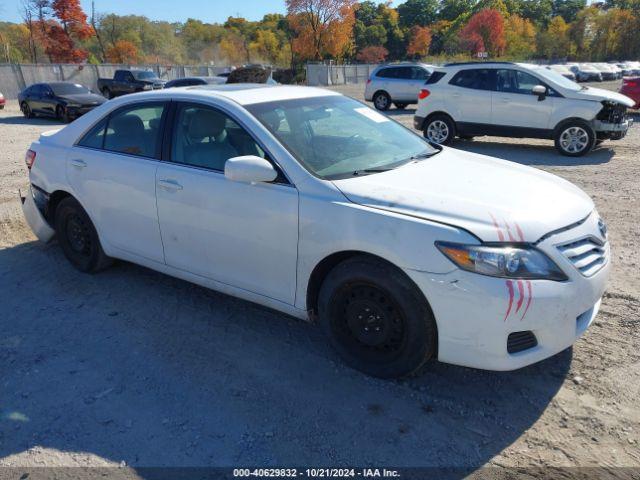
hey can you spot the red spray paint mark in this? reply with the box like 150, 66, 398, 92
489, 213, 505, 241
515, 222, 525, 242
504, 280, 514, 322
521, 280, 533, 321
503, 219, 516, 242
515, 280, 525, 313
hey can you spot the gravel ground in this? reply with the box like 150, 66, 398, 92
0, 80, 638, 474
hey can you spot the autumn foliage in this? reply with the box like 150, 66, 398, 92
459, 9, 506, 57
356, 45, 389, 63
407, 26, 432, 58
106, 40, 139, 63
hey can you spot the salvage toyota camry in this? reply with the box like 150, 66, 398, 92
21, 84, 610, 378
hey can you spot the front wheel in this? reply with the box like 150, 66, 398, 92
554, 121, 595, 157
56, 105, 70, 123
21, 102, 33, 118
55, 197, 113, 273
423, 114, 455, 145
318, 256, 437, 379
373, 91, 391, 111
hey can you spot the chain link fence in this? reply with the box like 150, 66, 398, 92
0, 63, 230, 99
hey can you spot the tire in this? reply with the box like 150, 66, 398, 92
554, 120, 595, 157
373, 91, 391, 111
423, 114, 455, 145
394, 102, 408, 110
318, 255, 437, 379
21, 102, 33, 119
55, 197, 113, 273
56, 105, 70, 123
102, 87, 112, 99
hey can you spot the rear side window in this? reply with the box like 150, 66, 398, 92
411, 67, 430, 80
78, 119, 108, 149
376, 68, 397, 79
426, 71, 446, 84
449, 69, 494, 90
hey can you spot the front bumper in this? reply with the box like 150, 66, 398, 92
405, 212, 610, 371
594, 118, 632, 140
20, 186, 55, 242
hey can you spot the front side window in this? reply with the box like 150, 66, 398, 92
247, 96, 437, 180
102, 103, 165, 158
496, 69, 541, 94
449, 69, 494, 90
171, 104, 265, 172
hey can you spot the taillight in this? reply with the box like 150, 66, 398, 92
624, 79, 638, 87
418, 89, 430, 100
25, 149, 36, 170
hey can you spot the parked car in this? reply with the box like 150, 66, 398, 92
620, 77, 640, 109
97, 69, 165, 99
18, 82, 106, 122
592, 63, 617, 80
414, 62, 634, 156
546, 64, 576, 81
365, 62, 434, 110
0, 91, 5, 109
164, 76, 227, 88
21, 84, 610, 377
568, 63, 602, 82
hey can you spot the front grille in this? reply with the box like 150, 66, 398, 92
557, 237, 607, 276
507, 331, 538, 354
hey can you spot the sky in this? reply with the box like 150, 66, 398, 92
1, 0, 400, 24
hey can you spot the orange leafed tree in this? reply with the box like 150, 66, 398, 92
52, 0, 93, 39
356, 45, 389, 63
406, 25, 432, 58
286, 0, 356, 60
459, 8, 506, 57
105, 40, 139, 63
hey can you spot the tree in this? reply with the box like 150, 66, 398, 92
250, 29, 281, 64
438, 0, 477, 21
397, 0, 439, 28
537, 15, 574, 59
519, 0, 554, 25
459, 8, 506, 56
105, 39, 138, 63
356, 45, 389, 62
286, 0, 356, 60
504, 14, 537, 58
406, 25, 432, 58
552, 0, 586, 23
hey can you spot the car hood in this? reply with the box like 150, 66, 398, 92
59, 93, 106, 105
564, 86, 636, 107
332, 148, 594, 243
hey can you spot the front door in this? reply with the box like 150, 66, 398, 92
66, 101, 168, 263
492, 69, 555, 130
155, 102, 299, 304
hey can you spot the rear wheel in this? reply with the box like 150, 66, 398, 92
318, 256, 437, 379
423, 114, 455, 145
21, 102, 33, 118
373, 91, 391, 111
554, 120, 595, 157
56, 105, 70, 123
55, 197, 113, 273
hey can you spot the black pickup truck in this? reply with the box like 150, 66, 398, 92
97, 69, 166, 99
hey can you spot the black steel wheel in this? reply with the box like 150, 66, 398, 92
318, 256, 437, 378
55, 197, 113, 273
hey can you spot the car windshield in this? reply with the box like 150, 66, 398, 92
50, 83, 90, 95
246, 96, 438, 180
535, 68, 581, 91
132, 71, 158, 80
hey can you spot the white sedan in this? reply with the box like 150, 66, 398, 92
21, 84, 610, 378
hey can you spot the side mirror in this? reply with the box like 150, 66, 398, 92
532, 85, 547, 101
225, 155, 278, 184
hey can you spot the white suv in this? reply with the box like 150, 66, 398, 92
365, 63, 433, 111
414, 62, 634, 156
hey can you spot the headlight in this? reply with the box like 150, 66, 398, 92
435, 242, 568, 281
142, 84, 152, 90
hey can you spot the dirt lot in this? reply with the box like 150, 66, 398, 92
0, 81, 639, 475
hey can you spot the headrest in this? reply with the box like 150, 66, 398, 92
112, 114, 144, 136
188, 109, 226, 139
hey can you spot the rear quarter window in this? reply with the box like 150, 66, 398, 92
426, 71, 446, 84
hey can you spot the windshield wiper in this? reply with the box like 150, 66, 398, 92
352, 168, 392, 176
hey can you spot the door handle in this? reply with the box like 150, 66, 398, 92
70, 159, 87, 168
157, 179, 183, 191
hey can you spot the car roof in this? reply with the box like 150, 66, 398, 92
144, 84, 341, 106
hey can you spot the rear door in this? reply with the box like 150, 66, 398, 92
448, 68, 495, 125
66, 101, 168, 263
492, 69, 555, 130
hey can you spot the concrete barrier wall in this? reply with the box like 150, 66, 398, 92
0, 63, 231, 99
306, 64, 379, 86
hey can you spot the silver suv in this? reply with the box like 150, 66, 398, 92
365, 63, 433, 111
